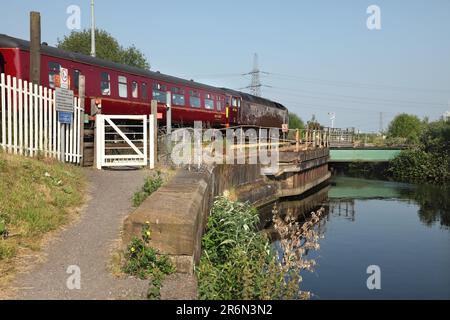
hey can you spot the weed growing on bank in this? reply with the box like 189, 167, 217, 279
122, 222, 175, 299
196, 197, 311, 300
132, 172, 163, 207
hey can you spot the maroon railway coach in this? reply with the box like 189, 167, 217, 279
0, 34, 288, 129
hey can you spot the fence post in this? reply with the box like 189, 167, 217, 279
149, 114, 155, 169
151, 100, 158, 164
79, 75, 85, 166
95, 115, 103, 170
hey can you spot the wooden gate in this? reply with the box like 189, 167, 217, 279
95, 114, 149, 169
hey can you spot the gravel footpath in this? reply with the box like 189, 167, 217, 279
12, 168, 150, 300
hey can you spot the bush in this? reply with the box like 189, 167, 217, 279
389, 149, 450, 183
388, 120, 450, 184
197, 197, 304, 300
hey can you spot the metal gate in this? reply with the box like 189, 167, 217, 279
95, 114, 149, 169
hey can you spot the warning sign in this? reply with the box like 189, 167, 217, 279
282, 124, 289, 133
60, 68, 69, 89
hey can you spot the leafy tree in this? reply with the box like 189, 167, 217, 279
387, 113, 424, 143
57, 29, 150, 69
288, 113, 305, 130
388, 119, 450, 183
307, 114, 322, 130
421, 120, 450, 156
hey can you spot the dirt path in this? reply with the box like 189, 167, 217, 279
11, 168, 149, 300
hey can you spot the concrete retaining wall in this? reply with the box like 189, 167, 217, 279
123, 150, 330, 273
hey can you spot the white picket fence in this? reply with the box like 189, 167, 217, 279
0, 73, 83, 164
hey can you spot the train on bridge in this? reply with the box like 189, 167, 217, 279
0, 34, 288, 129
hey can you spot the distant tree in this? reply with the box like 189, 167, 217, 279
387, 113, 423, 143
307, 114, 322, 130
57, 29, 150, 69
288, 113, 305, 130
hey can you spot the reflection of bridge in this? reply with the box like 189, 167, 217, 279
329, 200, 356, 221
329, 148, 402, 163
328, 177, 409, 199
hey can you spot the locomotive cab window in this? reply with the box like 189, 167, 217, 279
232, 97, 241, 108
204, 93, 214, 110
48, 62, 61, 89
101, 72, 111, 96
118, 76, 128, 98
152, 83, 166, 103
132, 81, 138, 98
189, 90, 201, 108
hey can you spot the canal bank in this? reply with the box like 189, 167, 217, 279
123, 148, 330, 274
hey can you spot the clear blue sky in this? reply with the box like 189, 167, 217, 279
1, 0, 449, 132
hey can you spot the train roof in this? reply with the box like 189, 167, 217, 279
220, 88, 288, 111
0, 34, 223, 93
0, 34, 288, 112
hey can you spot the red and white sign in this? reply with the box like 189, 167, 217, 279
60, 68, 69, 89
282, 124, 289, 133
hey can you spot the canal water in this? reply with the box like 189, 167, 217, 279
262, 176, 450, 300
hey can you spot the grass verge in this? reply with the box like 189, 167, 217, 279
0, 152, 85, 288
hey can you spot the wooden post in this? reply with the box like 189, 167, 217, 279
151, 100, 158, 164
295, 129, 299, 152
30, 12, 41, 85
79, 75, 85, 166
93, 106, 102, 169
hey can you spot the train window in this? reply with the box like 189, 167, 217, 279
232, 97, 241, 108
171, 87, 185, 106
73, 70, 80, 91
171, 87, 184, 95
101, 72, 111, 96
118, 76, 128, 98
172, 93, 185, 106
216, 96, 223, 111
204, 97, 214, 110
189, 90, 201, 108
132, 81, 138, 98
152, 83, 166, 103
142, 83, 148, 99
48, 62, 61, 88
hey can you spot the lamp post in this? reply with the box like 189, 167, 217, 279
90, 0, 96, 57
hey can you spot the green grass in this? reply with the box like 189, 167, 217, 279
132, 171, 163, 207
0, 151, 85, 274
